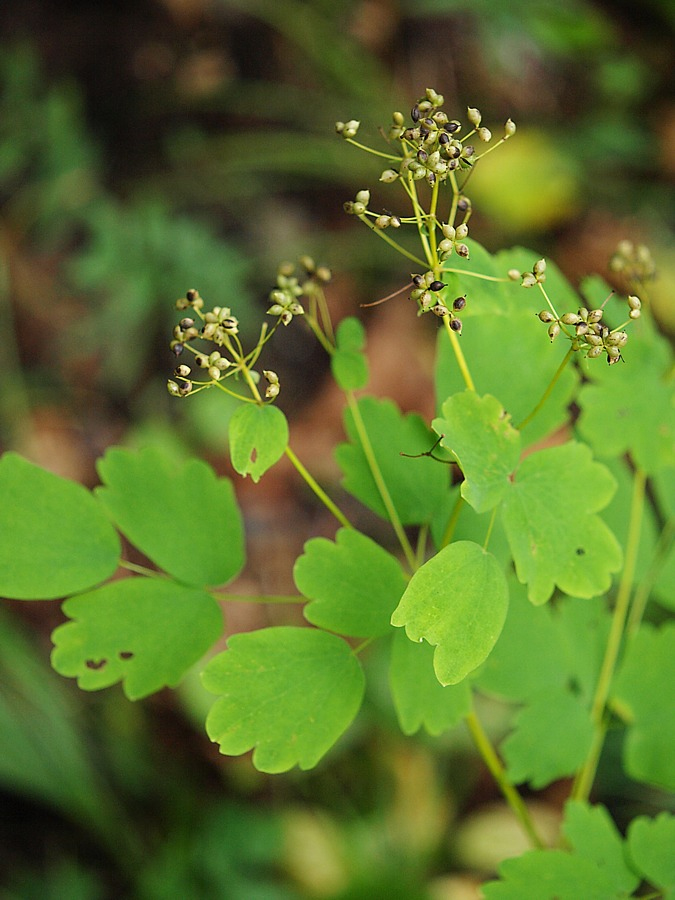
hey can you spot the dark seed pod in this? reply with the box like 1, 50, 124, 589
457, 196, 471, 211
453, 295, 466, 310
439, 132, 450, 145
412, 274, 424, 287
411, 104, 421, 122
179, 317, 195, 330
186, 289, 198, 302
171, 343, 184, 356
445, 121, 460, 133
450, 317, 462, 332
429, 280, 446, 292
417, 149, 428, 163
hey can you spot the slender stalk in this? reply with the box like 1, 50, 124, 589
284, 445, 353, 529
626, 518, 674, 636
483, 506, 498, 551
572, 467, 646, 802
344, 138, 400, 161
516, 348, 573, 431
346, 392, 417, 570
441, 267, 509, 283
119, 560, 164, 578
443, 316, 476, 391
465, 710, 544, 849
358, 214, 427, 267
439, 491, 464, 550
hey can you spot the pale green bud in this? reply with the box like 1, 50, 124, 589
467, 107, 482, 127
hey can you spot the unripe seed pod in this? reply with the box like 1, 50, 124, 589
533, 258, 547, 276
467, 107, 482, 127
450, 317, 462, 332
504, 118, 516, 137
457, 196, 471, 211
607, 346, 621, 360
561, 312, 582, 325
578, 307, 589, 321
588, 309, 603, 323
429, 280, 446, 292
380, 168, 399, 183
316, 266, 332, 282
587, 346, 603, 359
412, 274, 424, 287
629, 308, 641, 319
215, 357, 230, 370
175, 297, 189, 310
585, 334, 602, 346
179, 317, 195, 329
432, 304, 450, 317
627, 295, 641, 310
445, 121, 461, 133
355, 189, 370, 205
195, 354, 208, 367
453, 295, 466, 310
267, 304, 284, 316
393, 111, 404, 126
508, 269, 521, 281
438, 239, 454, 255
477, 127, 492, 142
575, 323, 589, 336
201, 323, 217, 339
375, 215, 390, 229
521, 273, 537, 288
174, 364, 191, 377
538, 310, 556, 323
462, 145, 475, 158
352, 201, 366, 215
456, 223, 469, 239
184, 327, 199, 340
171, 342, 184, 355
389, 216, 401, 228
420, 291, 434, 310
455, 243, 470, 258
178, 381, 193, 395
265, 383, 280, 399
167, 379, 181, 396
442, 224, 456, 239
208, 366, 221, 380
411, 104, 421, 122
548, 322, 560, 341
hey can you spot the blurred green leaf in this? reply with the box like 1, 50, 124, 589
336, 396, 450, 525
96, 446, 245, 587
0, 453, 120, 600
203, 627, 365, 772
51, 578, 223, 699
331, 316, 369, 390
562, 801, 639, 897
626, 812, 675, 895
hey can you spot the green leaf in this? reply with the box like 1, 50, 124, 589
432, 392, 521, 513
611, 623, 675, 790
202, 627, 365, 773
577, 320, 675, 474
501, 442, 623, 604
228, 403, 289, 483
294, 528, 406, 638
563, 801, 639, 897
502, 689, 594, 787
96, 447, 244, 588
0, 452, 120, 600
331, 316, 369, 390
51, 578, 222, 700
626, 812, 675, 895
336, 396, 449, 525
436, 244, 579, 445
482, 848, 621, 899
389, 629, 472, 735
391, 541, 508, 685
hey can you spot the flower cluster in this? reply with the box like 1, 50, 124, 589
409, 271, 466, 329
610, 240, 656, 286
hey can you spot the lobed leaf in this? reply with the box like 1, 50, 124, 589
610, 623, 675, 790
433, 391, 521, 513
294, 528, 406, 638
391, 541, 508, 685
482, 849, 621, 899
96, 446, 244, 588
336, 395, 449, 525
331, 316, 369, 390
501, 441, 623, 604
51, 578, 223, 699
388, 629, 472, 736
202, 627, 365, 773
0, 452, 120, 600
626, 812, 675, 895
228, 403, 289, 483
562, 801, 639, 897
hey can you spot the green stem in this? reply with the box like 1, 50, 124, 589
359, 214, 427, 267
465, 709, 544, 849
572, 466, 646, 802
443, 316, 476, 391
284, 445, 352, 529
344, 138, 400, 161
439, 491, 464, 550
441, 267, 509, 283
346, 392, 417, 571
626, 518, 674, 636
516, 348, 573, 431
119, 560, 164, 578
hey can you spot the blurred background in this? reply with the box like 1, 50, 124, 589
0, 0, 673, 897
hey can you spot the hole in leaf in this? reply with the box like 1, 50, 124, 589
85, 658, 107, 670
119, 651, 134, 660
249, 448, 258, 464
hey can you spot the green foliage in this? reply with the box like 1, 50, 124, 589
202, 627, 365, 773
2, 85, 673, 898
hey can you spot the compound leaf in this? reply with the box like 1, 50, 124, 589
336, 396, 449, 525
501, 442, 623, 604
389, 629, 472, 735
202, 627, 364, 773
96, 446, 244, 588
294, 528, 406, 638
228, 403, 289, 483
482, 849, 621, 900
51, 578, 222, 700
563, 801, 639, 897
331, 316, 369, 390
626, 812, 675, 895
433, 391, 521, 513
391, 541, 508, 685
611, 623, 675, 790
0, 452, 120, 600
